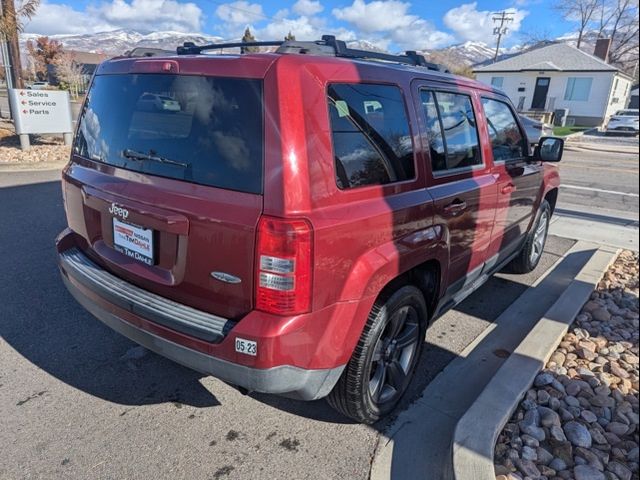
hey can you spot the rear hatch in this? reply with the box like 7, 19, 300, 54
63, 61, 266, 320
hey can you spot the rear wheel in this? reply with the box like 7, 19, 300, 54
508, 199, 551, 274
327, 286, 427, 424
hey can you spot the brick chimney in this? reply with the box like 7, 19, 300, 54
594, 38, 611, 63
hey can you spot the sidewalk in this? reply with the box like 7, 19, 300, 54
370, 241, 607, 480
550, 206, 639, 251
564, 142, 639, 154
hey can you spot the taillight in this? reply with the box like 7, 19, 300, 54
255, 216, 313, 315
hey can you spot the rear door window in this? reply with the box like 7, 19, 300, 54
481, 97, 528, 162
327, 83, 415, 189
75, 74, 264, 194
420, 90, 482, 173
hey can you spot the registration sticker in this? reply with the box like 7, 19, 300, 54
235, 337, 257, 356
113, 217, 154, 265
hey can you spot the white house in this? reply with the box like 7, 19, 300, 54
474, 43, 634, 127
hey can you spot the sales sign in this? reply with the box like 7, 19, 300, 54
9, 89, 73, 135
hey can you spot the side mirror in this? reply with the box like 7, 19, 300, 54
534, 137, 564, 162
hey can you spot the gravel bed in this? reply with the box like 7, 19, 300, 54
494, 250, 639, 480
0, 121, 71, 164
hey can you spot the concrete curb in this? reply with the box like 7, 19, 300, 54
562, 128, 597, 140
564, 143, 638, 154
451, 245, 619, 480
369, 240, 600, 480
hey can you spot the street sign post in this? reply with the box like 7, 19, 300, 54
8, 89, 74, 150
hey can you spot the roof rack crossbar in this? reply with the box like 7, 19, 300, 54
320, 35, 447, 72
176, 35, 450, 73
177, 40, 284, 55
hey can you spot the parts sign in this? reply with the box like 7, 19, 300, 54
9, 89, 73, 135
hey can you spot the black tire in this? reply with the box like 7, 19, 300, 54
327, 285, 427, 424
508, 199, 551, 274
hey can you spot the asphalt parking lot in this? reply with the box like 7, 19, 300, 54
0, 169, 574, 479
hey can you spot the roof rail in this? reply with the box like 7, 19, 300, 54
177, 41, 284, 55
176, 35, 450, 73
320, 35, 448, 72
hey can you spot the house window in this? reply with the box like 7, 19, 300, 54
491, 77, 504, 88
564, 77, 593, 101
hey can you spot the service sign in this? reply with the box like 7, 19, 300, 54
9, 89, 73, 135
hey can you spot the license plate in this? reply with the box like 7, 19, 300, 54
112, 217, 155, 265
235, 337, 257, 356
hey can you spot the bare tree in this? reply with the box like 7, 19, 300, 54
519, 27, 556, 49
599, 0, 639, 72
554, 0, 600, 48
53, 51, 84, 97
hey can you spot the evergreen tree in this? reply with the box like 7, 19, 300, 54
241, 27, 260, 53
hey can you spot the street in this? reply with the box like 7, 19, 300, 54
559, 148, 638, 216
0, 147, 637, 479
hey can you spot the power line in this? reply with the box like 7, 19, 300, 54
492, 11, 514, 62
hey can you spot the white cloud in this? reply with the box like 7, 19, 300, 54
292, 0, 324, 16
332, 0, 453, 49
23, 2, 113, 34
215, 1, 264, 25
257, 13, 355, 42
24, 0, 203, 35
333, 0, 417, 33
95, 0, 203, 32
443, 2, 528, 43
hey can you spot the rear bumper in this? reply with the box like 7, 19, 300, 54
58, 241, 346, 401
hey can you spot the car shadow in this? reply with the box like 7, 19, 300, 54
0, 179, 220, 409
0, 178, 574, 428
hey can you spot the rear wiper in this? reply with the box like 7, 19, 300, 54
122, 149, 189, 168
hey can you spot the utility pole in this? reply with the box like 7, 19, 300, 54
492, 11, 514, 62
1, 0, 24, 89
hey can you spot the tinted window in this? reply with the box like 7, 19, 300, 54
421, 91, 482, 172
75, 74, 264, 194
420, 91, 447, 171
481, 98, 527, 161
328, 84, 414, 189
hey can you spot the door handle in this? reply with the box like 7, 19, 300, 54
501, 183, 517, 195
443, 199, 467, 216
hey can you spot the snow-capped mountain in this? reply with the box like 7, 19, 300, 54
17, 29, 525, 67
20, 29, 224, 55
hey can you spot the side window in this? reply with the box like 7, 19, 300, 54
481, 98, 527, 162
420, 90, 482, 173
420, 91, 447, 171
491, 77, 504, 88
328, 83, 415, 189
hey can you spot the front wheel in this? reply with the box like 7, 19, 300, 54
327, 286, 427, 424
508, 199, 551, 274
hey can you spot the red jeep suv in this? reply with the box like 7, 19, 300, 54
57, 36, 562, 423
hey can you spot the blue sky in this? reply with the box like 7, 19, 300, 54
25, 0, 575, 50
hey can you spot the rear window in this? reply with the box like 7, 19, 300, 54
75, 74, 264, 194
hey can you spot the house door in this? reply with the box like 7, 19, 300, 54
531, 77, 550, 109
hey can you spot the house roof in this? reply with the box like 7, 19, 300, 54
68, 50, 111, 65
474, 43, 618, 73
